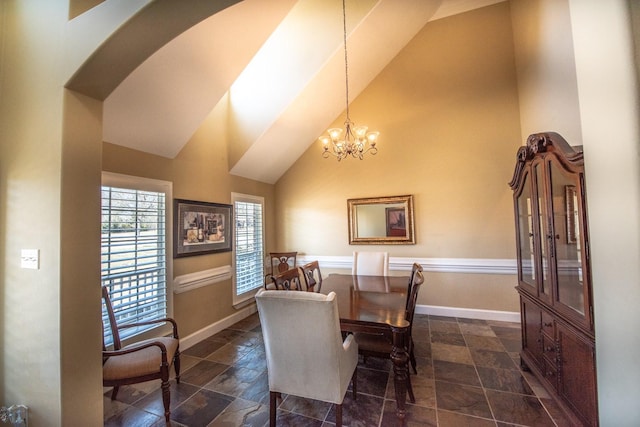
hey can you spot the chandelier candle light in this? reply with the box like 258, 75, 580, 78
320, 0, 379, 161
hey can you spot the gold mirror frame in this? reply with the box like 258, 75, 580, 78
347, 195, 416, 245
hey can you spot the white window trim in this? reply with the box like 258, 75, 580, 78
232, 192, 265, 307
101, 172, 174, 344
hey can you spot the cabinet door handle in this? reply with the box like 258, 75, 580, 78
543, 322, 553, 327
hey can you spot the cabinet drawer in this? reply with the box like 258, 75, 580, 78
541, 311, 555, 336
542, 359, 558, 388
542, 334, 557, 361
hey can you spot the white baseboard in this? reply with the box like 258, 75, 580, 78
180, 303, 258, 351
416, 304, 520, 323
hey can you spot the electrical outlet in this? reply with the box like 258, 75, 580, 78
20, 249, 39, 270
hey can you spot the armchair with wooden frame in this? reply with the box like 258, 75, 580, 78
101, 286, 181, 423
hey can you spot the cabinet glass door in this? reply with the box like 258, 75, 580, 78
534, 162, 552, 298
548, 158, 585, 316
516, 171, 537, 289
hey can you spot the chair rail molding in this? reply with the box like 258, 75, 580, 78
296, 255, 516, 275
173, 265, 232, 294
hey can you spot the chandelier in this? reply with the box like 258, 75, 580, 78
319, 0, 379, 161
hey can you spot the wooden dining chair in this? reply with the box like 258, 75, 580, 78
406, 262, 423, 373
301, 260, 322, 292
264, 252, 298, 288
352, 251, 389, 276
101, 286, 181, 422
270, 267, 304, 290
354, 267, 424, 403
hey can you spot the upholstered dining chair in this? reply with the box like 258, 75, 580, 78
353, 267, 424, 403
101, 286, 181, 423
264, 251, 298, 287
352, 251, 389, 276
269, 267, 304, 290
255, 289, 358, 427
301, 260, 323, 292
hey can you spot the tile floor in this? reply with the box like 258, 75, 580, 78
103, 313, 573, 426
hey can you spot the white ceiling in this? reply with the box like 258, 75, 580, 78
102, 0, 504, 184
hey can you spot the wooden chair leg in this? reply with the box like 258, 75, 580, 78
161, 379, 171, 421
352, 368, 357, 400
407, 371, 416, 404
174, 351, 181, 383
270, 391, 277, 427
335, 403, 342, 427
409, 342, 417, 374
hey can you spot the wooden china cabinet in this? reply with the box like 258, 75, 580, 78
509, 132, 598, 426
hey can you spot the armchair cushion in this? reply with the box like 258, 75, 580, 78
103, 336, 179, 381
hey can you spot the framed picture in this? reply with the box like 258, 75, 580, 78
174, 199, 232, 258
385, 207, 407, 237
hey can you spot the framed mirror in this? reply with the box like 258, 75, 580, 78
347, 195, 415, 245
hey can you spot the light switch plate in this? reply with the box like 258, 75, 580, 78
21, 249, 39, 269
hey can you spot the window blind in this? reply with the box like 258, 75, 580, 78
234, 196, 264, 298
101, 186, 167, 345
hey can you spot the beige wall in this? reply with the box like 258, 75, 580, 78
0, 1, 103, 425
568, 1, 640, 424
510, 0, 582, 143
60, 90, 104, 425
276, 3, 522, 313
103, 101, 276, 339
3, 0, 640, 424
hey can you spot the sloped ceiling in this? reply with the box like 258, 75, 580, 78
76, 0, 505, 184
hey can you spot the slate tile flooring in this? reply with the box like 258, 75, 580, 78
103, 313, 571, 426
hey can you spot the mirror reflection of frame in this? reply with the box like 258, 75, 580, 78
347, 195, 416, 245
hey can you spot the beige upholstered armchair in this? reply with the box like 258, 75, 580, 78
255, 289, 358, 427
352, 251, 389, 276
101, 286, 181, 423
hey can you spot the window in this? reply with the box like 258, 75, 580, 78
101, 172, 173, 345
232, 193, 265, 305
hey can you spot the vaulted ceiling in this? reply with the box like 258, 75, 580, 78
68, 0, 504, 184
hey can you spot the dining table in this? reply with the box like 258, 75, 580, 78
318, 273, 411, 421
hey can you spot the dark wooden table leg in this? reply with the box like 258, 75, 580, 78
390, 324, 409, 421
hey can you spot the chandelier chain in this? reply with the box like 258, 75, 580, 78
342, 0, 350, 121
318, 0, 380, 161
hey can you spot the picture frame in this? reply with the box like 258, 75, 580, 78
347, 195, 415, 245
174, 198, 232, 258
386, 207, 407, 237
